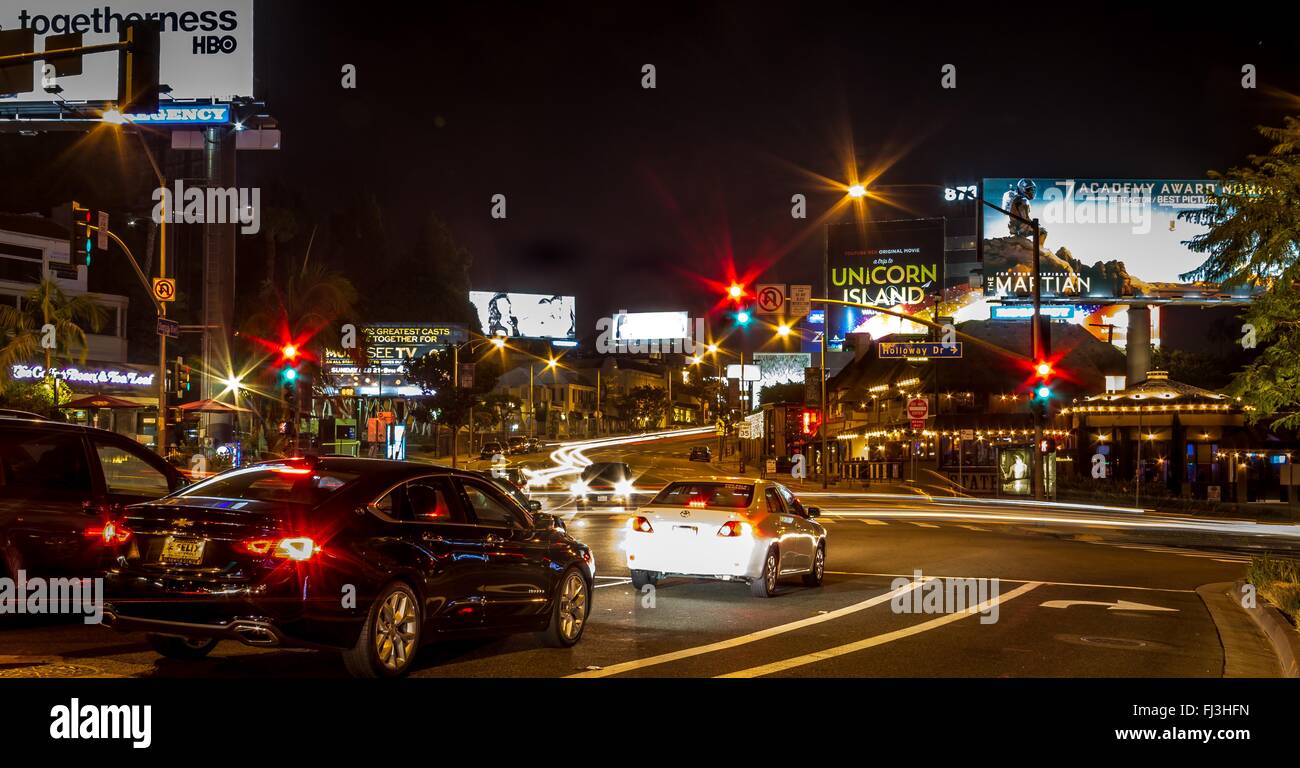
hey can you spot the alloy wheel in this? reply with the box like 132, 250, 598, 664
557, 571, 588, 641
374, 590, 418, 671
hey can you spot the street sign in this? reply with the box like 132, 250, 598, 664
878, 341, 963, 359
151, 277, 176, 303
96, 211, 109, 251
156, 315, 180, 339
907, 397, 929, 420
766, 459, 777, 473
788, 284, 812, 317
737, 421, 750, 438
755, 284, 786, 315
457, 362, 475, 388
960, 428, 975, 441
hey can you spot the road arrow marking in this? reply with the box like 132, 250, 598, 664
1040, 599, 1178, 612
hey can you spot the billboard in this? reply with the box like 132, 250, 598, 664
470, 291, 576, 341
827, 218, 945, 347
612, 311, 689, 342
322, 323, 468, 377
753, 352, 811, 402
0, 1, 255, 104
981, 178, 1220, 299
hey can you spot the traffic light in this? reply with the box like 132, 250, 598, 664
727, 282, 745, 301
734, 309, 752, 326
172, 356, 192, 397
55, 201, 95, 265
117, 21, 161, 114
1032, 360, 1053, 400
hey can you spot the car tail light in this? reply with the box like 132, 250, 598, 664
86, 521, 132, 545
237, 536, 319, 561
716, 520, 750, 538
688, 499, 707, 508
274, 537, 318, 561
628, 516, 653, 533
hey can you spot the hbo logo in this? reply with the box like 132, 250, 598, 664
192, 35, 238, 54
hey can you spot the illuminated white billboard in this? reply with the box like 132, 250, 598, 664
612, 311, 689, 342
0, 1, 255, 104
470, 291, 576, 341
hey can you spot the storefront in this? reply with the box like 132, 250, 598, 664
11, 361, 161, 447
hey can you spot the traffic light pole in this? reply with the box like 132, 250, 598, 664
1031, 218, 1044, 501
821, 223, 830, 489
452, 344, 459, 469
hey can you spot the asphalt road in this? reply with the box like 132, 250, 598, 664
1, 433, 1293, 679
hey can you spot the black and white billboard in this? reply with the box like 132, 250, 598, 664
470, 291, 576, 341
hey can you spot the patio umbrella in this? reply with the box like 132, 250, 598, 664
61, 394, 142, 409
178, 399, 254, 414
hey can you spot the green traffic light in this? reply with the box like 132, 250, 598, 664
282, 367, 298, 382
1036, 385, 1051, 399
736, 310, 751, 325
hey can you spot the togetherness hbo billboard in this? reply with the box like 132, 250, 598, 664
611, 311, 690, 342
0, 1, 255, 104
981, 178, 1222, 299
827, 218, 945, 344
470, 291, 576, 341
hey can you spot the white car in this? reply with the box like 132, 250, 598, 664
624, 478, 826, 597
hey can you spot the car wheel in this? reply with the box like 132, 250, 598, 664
801, 543, 825, 588
540, 566, 590, 648
629, 569, 658, 589
342, 581, 422, 678
750, 547, 780, 598
146, 634, 218, 660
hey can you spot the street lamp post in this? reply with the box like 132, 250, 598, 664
450, 334, 506, 469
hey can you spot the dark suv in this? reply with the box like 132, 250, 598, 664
0, 416, 184, 579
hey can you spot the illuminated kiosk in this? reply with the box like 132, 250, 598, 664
1061, 372, 1298, 503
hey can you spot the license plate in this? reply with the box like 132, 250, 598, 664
673, 525, 697, 535
160, 536, 205, 565
597, 495, 609, 502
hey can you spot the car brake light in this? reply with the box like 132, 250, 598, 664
271, 465, 312, 475
86, 521, 132, 545
274, 537, 318, 561
237, 536, 318, 560
628, 516, 653, 533
688, 499, 707, 508
717, 520, 750, 538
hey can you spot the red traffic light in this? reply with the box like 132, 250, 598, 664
281, 344, 298, 361
1035, 361, 1052, 378
727, 283, 744, 300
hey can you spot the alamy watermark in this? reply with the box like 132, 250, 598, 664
0, 571, 103, 624
891, 569, 1002, 624
595, 312, 708, 355
151, 180, 261, 234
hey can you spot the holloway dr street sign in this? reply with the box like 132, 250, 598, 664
878, 341, 963, 359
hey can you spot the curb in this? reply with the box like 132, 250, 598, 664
1232, 580, 1300, 677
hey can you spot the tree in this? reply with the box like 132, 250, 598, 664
404, 348, 503, 446
0, 278, 107, 373
0, 377, 73, 419
760, 381, 806, 406
615, 385, 670, 429
1180, 117, 1300, 428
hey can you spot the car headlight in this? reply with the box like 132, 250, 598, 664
569, 481, 590, 496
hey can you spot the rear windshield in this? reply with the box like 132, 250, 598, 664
174, 465, 359, 506
651, 482, 755, 509
582, 463, 631, 482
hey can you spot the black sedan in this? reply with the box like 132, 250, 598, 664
101, 457, 594, 677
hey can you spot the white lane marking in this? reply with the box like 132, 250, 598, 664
564, 580, 923, 678
716, 581, 1042, 678
906, 521, 939, 529
954, 524, 990, 532
1040, 599, 1177, 612
594, 578, 632, 589
859, 519, 887, 526
816, 508, 1300, 537
827, 570, 1197, 593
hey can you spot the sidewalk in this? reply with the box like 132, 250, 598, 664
699, 459, 948, 496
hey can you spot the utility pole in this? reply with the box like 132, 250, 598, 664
1031, 217, 1044, 501
821, 222, 830, 488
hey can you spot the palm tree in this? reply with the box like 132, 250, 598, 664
0, 278, 107, 375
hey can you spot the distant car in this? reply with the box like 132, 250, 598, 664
480, 467, 529, 494
689, 446, 712, 462
570, 462, 637, 508
480, 472, 548, 520
0, 417, 185, 579
625, 478, 825, 598
507, 436, 529, 454
479, 442, 504, 460
527, 438, 544, 453
102, 457, 595, 677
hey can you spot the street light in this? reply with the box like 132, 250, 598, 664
776, 323, 792, 337
847, 183, 867, 198
449, 333, 510, 468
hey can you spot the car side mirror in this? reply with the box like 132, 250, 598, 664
533, 512, 558, 530
528, 500, 542, 512
806, 506, 821, 518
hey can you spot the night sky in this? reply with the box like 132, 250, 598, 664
253, 1, 1300, 329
